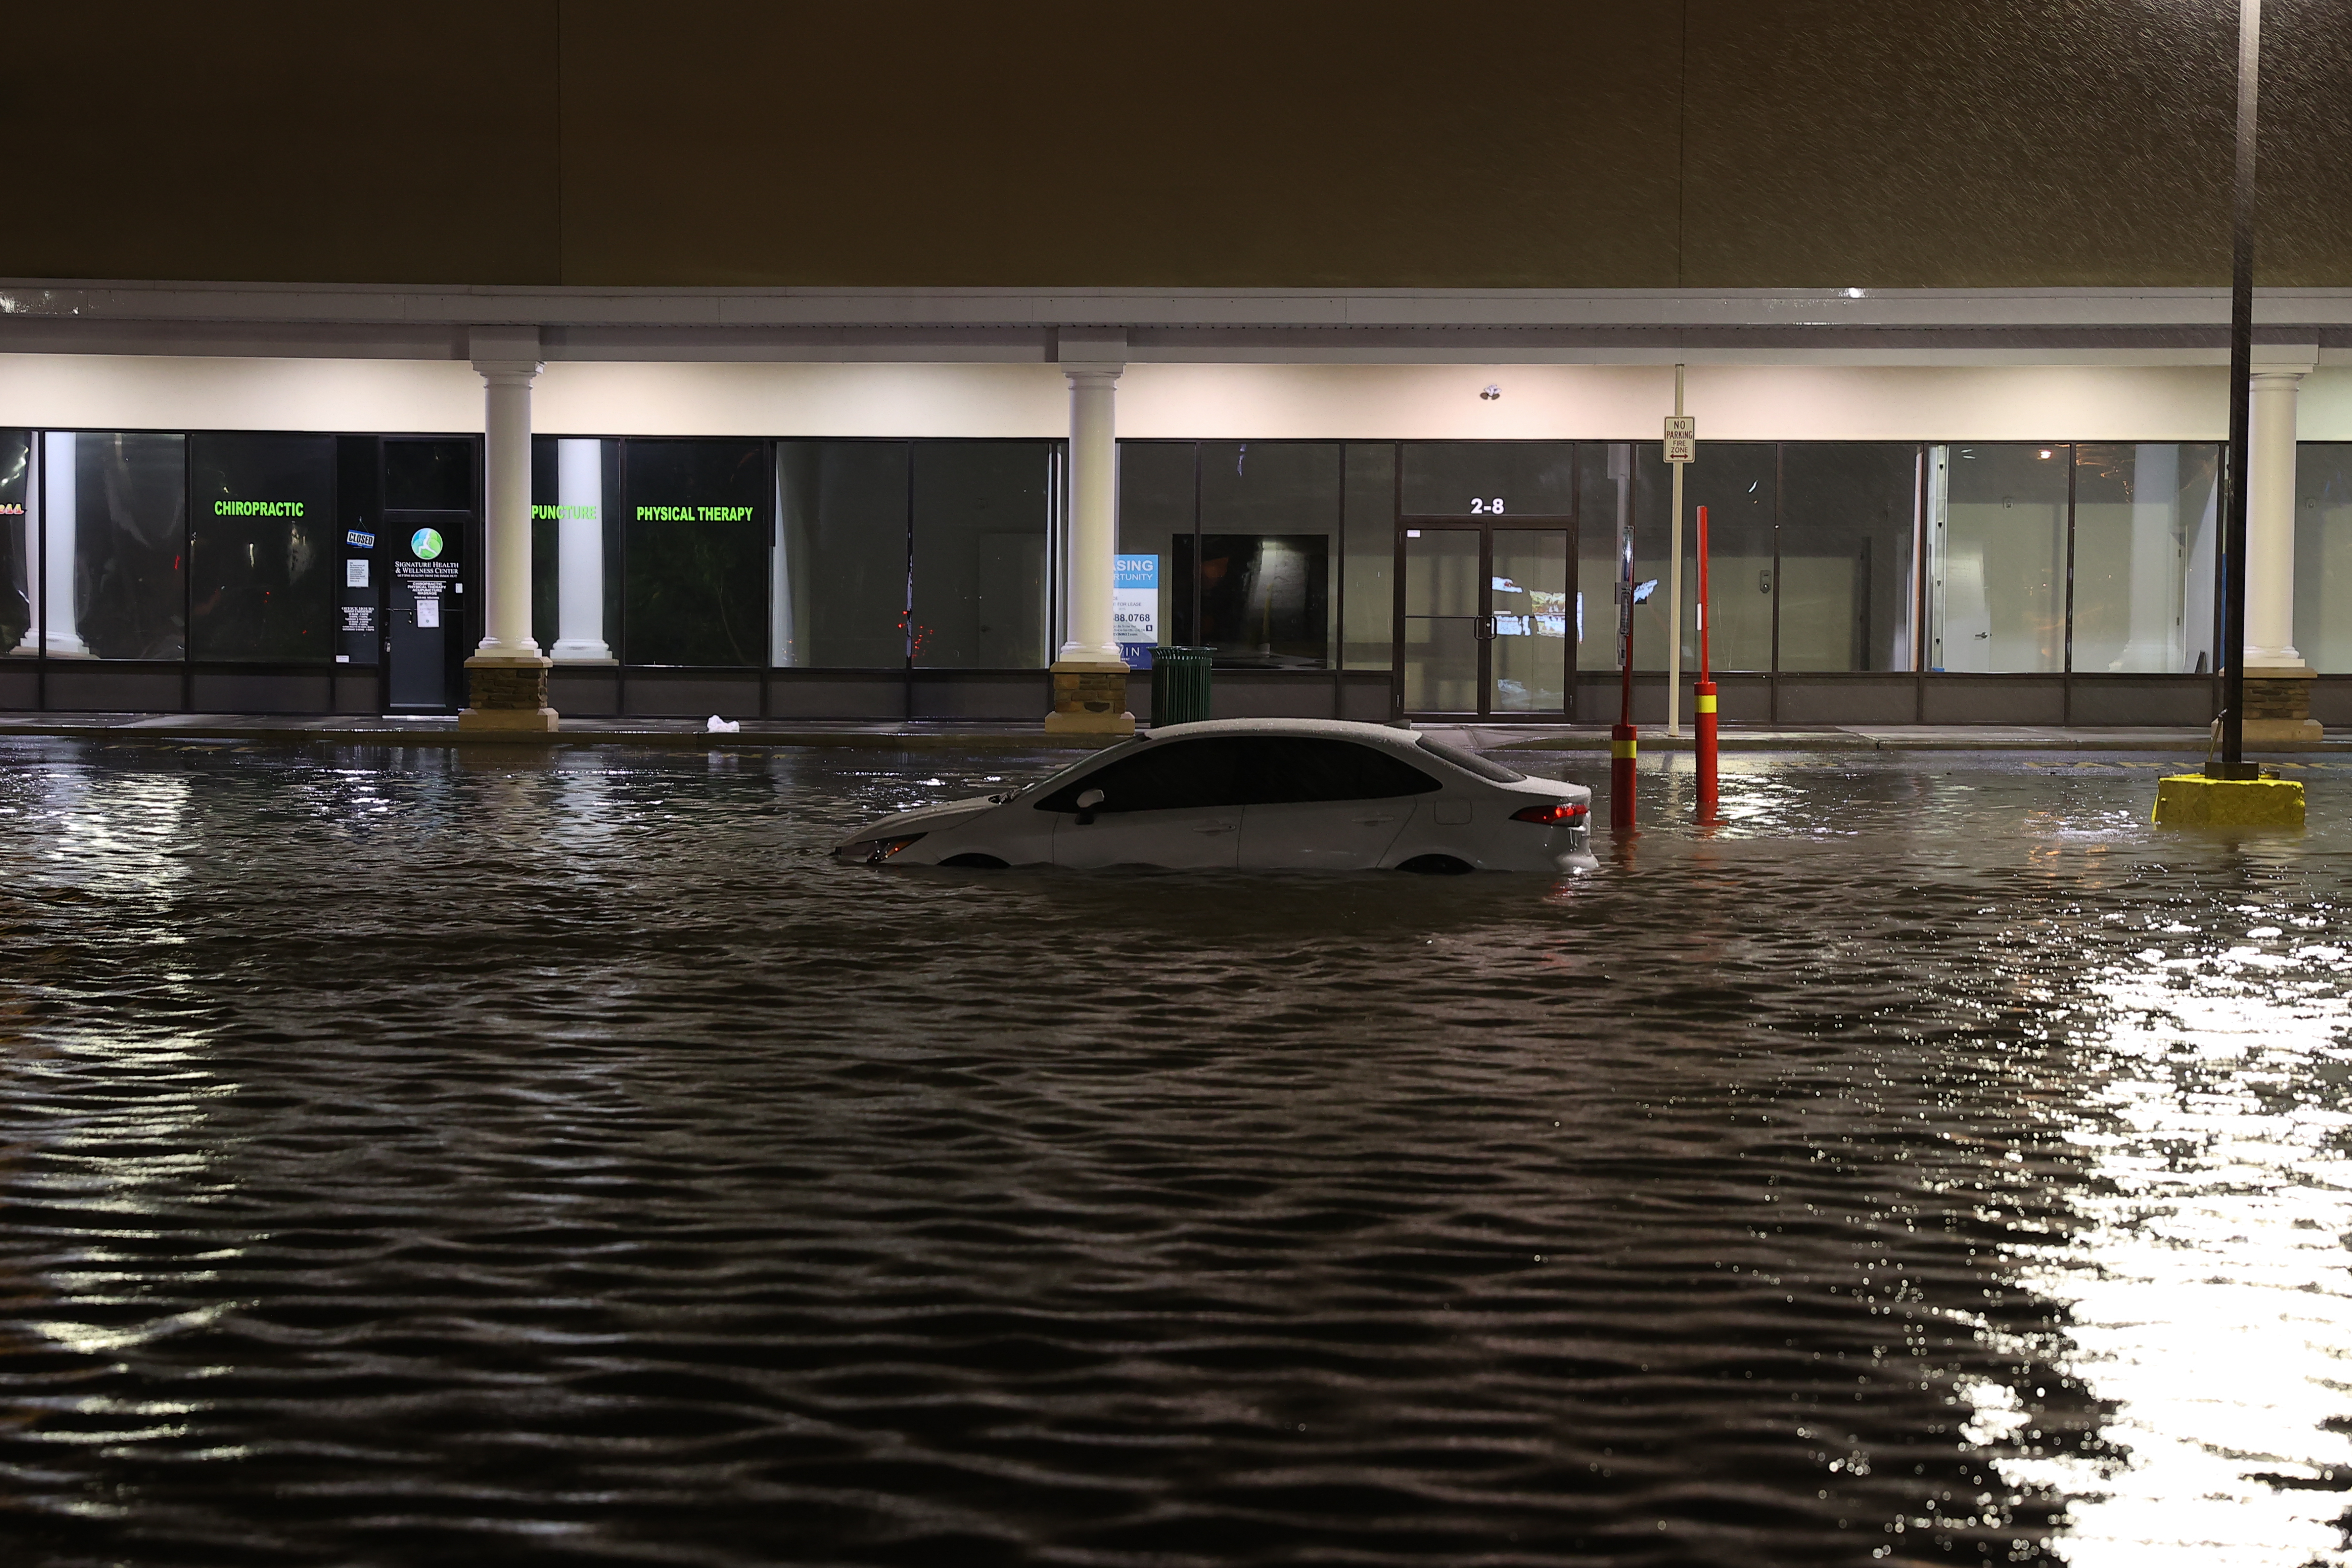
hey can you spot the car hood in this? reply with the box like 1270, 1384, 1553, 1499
834, 794, 1003, 847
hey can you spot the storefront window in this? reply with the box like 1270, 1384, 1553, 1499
1184, 442, 1340, 668
619, 439, 766, 667
773, 441, 907, 668
2295, 443, 2352, 674
1778, 444, 1921, 672
189, 433, 328, 662
1928, 444, 2068, 673
2070, 443, 2219, 674
911, 442, 1052, 668
531, 437, 620, 662
1341, 443, 1395, 670
0, 430, 29, 654
12, 431, 191, 662
1116, 443, 1197, 663
1637, 443, 1777, 673
1578, 442, 1632, 671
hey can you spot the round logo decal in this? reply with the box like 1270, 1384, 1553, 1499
410, 527, 444, 561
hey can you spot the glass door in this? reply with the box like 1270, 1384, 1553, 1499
1399, 523, 1574, 718
1490, 528, 1570, 713
1401, 527, 1482, 714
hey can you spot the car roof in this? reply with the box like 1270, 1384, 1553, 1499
1135, 717, 1425, 748
1056, 717, 1582, 797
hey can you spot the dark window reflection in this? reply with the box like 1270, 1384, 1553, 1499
79, 432, 190, 660
1634, 443, 1778, 672
911, 443, 1051, 669
1780, 444, 1920, 672
1341, 443, 1396, 670
384, 440, 473, 512
1187, 442, 1340, 668
1175, 533, 1330, 667
190, 433, 330, 662
622, 439, 766, 667
775, 441, 908, 668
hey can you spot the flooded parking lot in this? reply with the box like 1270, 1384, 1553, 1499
0, 738, 2347, 1566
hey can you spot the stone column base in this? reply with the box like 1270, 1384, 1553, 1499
1045, 659, 1135, 736
2240, 669, 2321, 749
461, 656, 560, 733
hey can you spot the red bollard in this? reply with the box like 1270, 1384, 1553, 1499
1694, 504, 1717, 823
1694, 680, 1718, 822
1610, 722, 1638, 833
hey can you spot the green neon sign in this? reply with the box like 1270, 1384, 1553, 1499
635, 505, 755, 522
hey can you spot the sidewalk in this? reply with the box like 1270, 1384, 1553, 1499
0, 710, 2338, 755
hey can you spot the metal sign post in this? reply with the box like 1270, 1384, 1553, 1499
2213, 0, 2262, 781
1665, 368, 1694, 740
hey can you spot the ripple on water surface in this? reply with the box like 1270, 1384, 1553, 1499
0, 740, 2347, 1566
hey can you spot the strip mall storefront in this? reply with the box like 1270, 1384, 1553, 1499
2, 286, 2348, 730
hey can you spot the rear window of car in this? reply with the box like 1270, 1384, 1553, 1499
1244, 736, 1439, 803
1416, 736, 1527, 783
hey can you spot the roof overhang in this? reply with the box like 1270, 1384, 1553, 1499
1, 281, 2347, 366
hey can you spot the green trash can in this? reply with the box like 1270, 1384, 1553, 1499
1150, 646, 1214, 728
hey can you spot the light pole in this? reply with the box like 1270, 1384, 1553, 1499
2136, 0, 2303, 825
2212, 0, 2261, 780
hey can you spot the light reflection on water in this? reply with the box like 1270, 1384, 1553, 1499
0, 739, 2346, 1566
2000, 917, 2352, 1565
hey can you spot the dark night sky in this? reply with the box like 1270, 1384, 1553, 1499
8, 2, 2348, 288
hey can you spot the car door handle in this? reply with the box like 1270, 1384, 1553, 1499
1195, 819, 1238, 834
1351, 815, 1395, 826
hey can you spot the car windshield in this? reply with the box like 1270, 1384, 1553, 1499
1002, 738, 1147, 799
1416, 735, 1526, 783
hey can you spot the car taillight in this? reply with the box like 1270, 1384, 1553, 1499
1511, 802, 1588, 825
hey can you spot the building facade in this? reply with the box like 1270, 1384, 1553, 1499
8, 7, 2352, 729
4, 286, 2350, 728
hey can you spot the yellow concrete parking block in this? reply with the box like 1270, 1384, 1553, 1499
2151, 774, 2307, 827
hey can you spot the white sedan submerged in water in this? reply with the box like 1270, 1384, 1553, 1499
834, 718, 1594, 872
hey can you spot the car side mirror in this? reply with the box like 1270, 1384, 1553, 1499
1075, 788, 1105, 825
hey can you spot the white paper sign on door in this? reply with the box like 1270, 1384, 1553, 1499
416, 597, 440, 629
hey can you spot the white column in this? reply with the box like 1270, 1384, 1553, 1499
550, 437, 612, 662
15, 432, 89, 657
2122, 442, 2181, 671
2246, 366, 2305, 669
472, 360, 543, 662
1059, 366, 1121, 662
1044, 332, 1134, 735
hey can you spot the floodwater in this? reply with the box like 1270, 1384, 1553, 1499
0, 738, 2347, 1568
